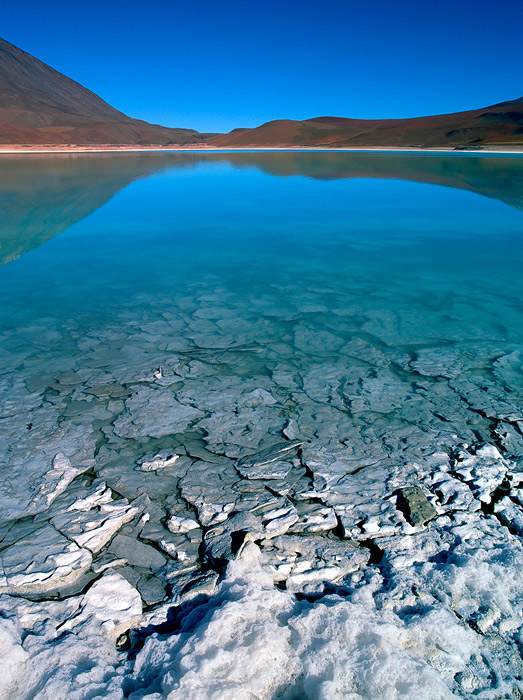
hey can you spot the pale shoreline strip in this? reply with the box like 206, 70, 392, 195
0, 145, 522, 155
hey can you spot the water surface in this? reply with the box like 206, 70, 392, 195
2, 152, 523, 698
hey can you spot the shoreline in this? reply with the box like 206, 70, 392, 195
1, 144, 523, 155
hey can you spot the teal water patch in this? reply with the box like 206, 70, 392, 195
1, 152, 523, 338
1, 152, 523, 452
1, 151, 523, 458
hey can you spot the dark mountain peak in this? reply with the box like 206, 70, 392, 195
487, 96, 523, 109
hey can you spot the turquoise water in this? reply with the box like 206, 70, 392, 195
1, 152, 523, 339
1, 150, 523, 468
1, 151, 523, 467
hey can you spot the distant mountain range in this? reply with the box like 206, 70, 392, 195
0, 37, 522, 149
211, 100, 523, 149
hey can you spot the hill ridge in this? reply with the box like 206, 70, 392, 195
0, 38, 521, 149
0, 38, 212, 145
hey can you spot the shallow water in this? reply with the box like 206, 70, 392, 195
1, 155, 522, 365
1, 152, 523, 699
1, 152, 523, 457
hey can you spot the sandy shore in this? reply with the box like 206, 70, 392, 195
0, 144, 522, 154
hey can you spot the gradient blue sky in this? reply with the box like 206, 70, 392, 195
2, 0, 522, 132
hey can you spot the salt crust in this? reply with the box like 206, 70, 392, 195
2, 541, 522, 699
1, 284, 523, 698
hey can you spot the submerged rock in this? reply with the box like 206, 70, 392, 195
113, 386, 204, 438
0, 407, 96, 521
2, 225, 523, 698
235, 442, 302, 479
236, 459, 294, 480
396, 486, 437, 526
51, 500, 140, 553
0, 525, 92, 595
136, 450, 180, 471
108, 534, 166, 572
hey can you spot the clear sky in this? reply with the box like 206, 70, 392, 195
2, 0, 522, 133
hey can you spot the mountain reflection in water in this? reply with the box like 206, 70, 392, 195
1, 151, 522, 265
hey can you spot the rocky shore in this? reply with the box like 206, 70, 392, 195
1, 274, 523, 699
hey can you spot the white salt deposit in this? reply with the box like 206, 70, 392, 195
1, 540, 522, 699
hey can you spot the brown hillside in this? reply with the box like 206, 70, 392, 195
1, 37, 521, 149
0, 38, 214, 145
210, 100, 523, 149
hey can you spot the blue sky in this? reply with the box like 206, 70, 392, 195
2, 0, 522, 132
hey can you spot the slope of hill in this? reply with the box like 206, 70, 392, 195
0, 37, 521, 149
209, 100, 523, 149
0, 38, 212, 145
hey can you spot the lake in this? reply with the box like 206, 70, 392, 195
1, 151, 523, 699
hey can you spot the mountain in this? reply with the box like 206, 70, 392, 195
0, 37, 521, 149
209, 100, 523, 149
0, 38, 213, 145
